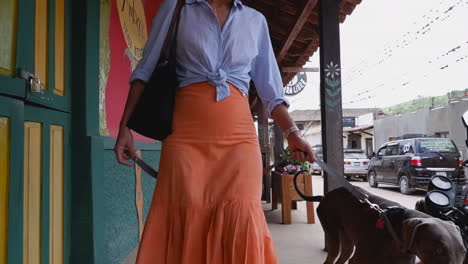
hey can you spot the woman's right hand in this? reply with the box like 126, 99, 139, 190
114, 126, 135, 166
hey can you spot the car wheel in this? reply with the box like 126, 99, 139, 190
368, 171, 378, 188
399, 175, 413, 195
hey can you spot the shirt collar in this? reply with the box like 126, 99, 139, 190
185, 0, 243, 9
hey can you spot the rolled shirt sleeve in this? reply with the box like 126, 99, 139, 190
129, 0, 177, 84
250, 16, 290, 119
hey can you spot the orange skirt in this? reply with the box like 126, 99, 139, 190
136, 82, 279, 264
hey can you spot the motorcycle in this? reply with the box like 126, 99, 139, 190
415, 110, 468, 257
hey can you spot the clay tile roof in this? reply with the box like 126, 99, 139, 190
243, 0, 364, 85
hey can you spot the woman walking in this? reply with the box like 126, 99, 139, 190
114, 0, 316, 263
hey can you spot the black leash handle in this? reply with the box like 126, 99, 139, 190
125, 150, 158, 178
133, 156, 158, 178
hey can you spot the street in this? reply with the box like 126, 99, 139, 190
347, 176, 426, 209
266, 174, 426, 264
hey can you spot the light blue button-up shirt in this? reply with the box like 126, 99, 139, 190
130, 0, 289, 117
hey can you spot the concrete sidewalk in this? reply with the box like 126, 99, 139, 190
265, 174, 326, 264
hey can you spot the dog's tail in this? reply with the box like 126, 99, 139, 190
293, 171, 323, 202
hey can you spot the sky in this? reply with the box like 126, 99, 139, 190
287, 0, 468, 111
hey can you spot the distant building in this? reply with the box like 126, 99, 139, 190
290, 108, 383, 157
374, 97, 468, 158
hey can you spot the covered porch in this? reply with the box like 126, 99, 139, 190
0, 0, 366, 263
245, 0, 365, 199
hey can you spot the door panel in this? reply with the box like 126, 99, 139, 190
0, 0, 34, 98
0, 96, 24, 264
49, 125, 64, 264
0, 117, 10, 264
0, 0, 24, 98
365, 138, 373, 158
0, 0, 18, 77
383, 157, 398, 183
375, 157, 386, 181
53, 0, 65, 96
35, 0, 49, 91
373, 147, 386, 181
383, 144, 399, 183
23, 122, 42, 264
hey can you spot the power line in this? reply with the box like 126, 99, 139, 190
342, 0, 466, 100
341, 0, 468, 107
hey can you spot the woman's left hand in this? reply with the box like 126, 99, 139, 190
287, 132, 316, 163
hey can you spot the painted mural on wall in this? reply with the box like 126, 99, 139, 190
324, 60, 342, 110
100, 0, 162, 141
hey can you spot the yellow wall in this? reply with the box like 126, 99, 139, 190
0, 117, 10, 264
23, 122, 42, 264
49, 125, 63, 264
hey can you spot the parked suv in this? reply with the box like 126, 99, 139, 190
367, 137, 463, 194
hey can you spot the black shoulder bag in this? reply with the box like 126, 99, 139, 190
126, 0, 185, 141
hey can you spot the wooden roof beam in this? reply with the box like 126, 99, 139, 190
276, 0, 318, 63
282, 67, 319, 72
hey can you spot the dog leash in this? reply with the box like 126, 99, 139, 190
133, 152, 287, 179
314, 158, 369, 202
294, 158, 403, 246
132, 155, 158, 178
132, 150, 403, 246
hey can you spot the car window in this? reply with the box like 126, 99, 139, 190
398, 141, 414, 155
385, 144, 399, 156
344, 152, 367, 159
378, 147, 386, 156
417, 139, 457, 153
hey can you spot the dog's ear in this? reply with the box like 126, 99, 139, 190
401, 218, 426, 253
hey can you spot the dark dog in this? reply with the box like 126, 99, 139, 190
298, 187, 466, 264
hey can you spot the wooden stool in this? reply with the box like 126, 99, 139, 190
271, 172, 315, 224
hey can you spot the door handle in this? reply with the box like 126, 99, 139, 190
16, 68, 43, 93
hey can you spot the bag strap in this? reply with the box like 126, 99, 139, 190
160, 0, 185, 61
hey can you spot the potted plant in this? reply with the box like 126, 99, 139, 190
278, 148, 310, 175
271, 148, 315, 224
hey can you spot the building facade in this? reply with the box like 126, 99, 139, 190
374, 98, 468, 158
291, 109, 380, 156
1, 1, 161, 263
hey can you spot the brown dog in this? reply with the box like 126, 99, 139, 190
314, 187, 466, 264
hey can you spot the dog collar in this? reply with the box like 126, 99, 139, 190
375, 206, 408, 252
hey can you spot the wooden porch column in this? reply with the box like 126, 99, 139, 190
273, 123, 284, 170
319, 0, 344, 194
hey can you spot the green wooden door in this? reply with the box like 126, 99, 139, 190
0, 0, 71, 263
0, 0, 71, 112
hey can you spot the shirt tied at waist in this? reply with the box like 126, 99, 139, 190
207, 69, 230, 101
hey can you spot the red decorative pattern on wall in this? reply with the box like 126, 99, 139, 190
105, 0, 163, 142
